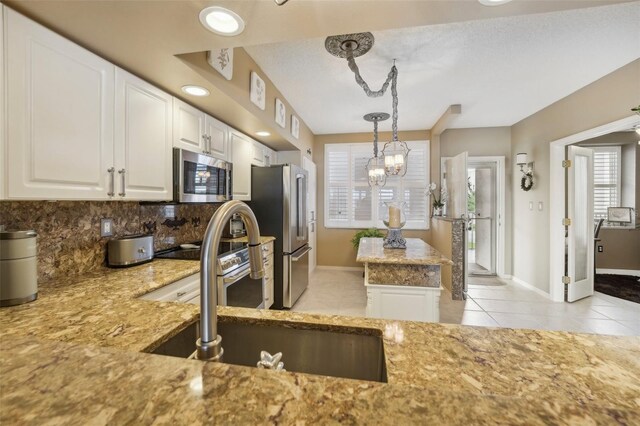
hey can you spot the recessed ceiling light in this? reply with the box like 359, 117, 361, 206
256, 131, 271, 137
199, 6, 245, 36
181, 85, 210, 97
478, 0, 513, 5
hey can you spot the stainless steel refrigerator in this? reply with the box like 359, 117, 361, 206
249, 164, 310, 309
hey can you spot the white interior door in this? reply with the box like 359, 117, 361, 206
443, 152, 469, 219
566, 146, 594, 302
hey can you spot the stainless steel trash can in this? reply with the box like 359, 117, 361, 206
0, 230, 38, 307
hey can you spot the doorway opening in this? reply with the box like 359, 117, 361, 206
441, 155, 506, 279
467, 161, 498, 276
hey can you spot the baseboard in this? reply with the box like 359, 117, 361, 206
498, 274, 512, 280
511, 276, 551, 299
596, 268, 640, 277
316, 265, 364, 272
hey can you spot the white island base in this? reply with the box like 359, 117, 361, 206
357, 238, 452, 323
364, 265, 442, 322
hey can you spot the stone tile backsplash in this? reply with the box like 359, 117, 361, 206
0, 201, 221, 282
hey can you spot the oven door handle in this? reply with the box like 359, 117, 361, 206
222, 267, 252, 284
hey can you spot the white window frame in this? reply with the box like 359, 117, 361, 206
592, 145, 621, 221
324, 140, 430, 230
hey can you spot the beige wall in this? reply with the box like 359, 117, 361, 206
314, 131, 431, 268
440, 127, 512, 274
511, 59, 640, 292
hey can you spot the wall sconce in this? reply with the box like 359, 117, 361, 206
516, 152, 534, 191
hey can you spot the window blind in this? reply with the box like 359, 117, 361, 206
324, 141, 429, 230
592, 146, 621, 220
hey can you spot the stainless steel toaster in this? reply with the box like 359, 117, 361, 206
107, 234, 154, 267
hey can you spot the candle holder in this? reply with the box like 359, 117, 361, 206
382, 201, 407, 249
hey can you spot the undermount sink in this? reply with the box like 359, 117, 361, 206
151, 320, 387, 383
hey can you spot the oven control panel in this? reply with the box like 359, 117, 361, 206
217, 248, 250, 275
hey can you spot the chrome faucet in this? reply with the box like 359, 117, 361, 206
196, 200, 265, 362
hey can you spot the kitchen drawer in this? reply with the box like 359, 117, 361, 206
139, 273, 199, 303
261, 241, 274, 257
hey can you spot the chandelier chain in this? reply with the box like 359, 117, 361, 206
373, 119, 379, 157
346, 50, 396, 98
391, 65, 398, 142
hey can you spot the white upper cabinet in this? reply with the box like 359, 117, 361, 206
115, 69, 173, 201
251, 141, 265, 166
204, 115, 228, 161
173, 98, 206, 153
229, 129, 254, 201
5, 7, 115, 200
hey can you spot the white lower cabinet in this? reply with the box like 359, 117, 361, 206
5, 7, 115, 200
364, 262, 442, 323
115, 69, 173, 201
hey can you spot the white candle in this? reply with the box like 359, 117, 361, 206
388, 205, 401, 228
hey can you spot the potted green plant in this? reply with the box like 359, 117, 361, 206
351, 228, 384, 249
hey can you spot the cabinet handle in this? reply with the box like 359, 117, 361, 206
208, 135, 213, 154
107, 167, 115, 197
203, 134, 209, 154
118, 169, 126, 197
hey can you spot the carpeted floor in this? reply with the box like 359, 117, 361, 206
595, 274, 640, 304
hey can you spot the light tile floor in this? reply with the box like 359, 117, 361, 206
292, 269, 639, 336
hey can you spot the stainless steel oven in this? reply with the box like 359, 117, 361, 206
217, 247, 264, 308
173, 148, 232, 203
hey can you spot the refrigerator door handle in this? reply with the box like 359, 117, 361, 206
296, 173, 307, 240
291, 246, 312, 261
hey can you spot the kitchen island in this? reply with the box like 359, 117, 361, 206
1, 259, 639, 424
357, 237, 453, 322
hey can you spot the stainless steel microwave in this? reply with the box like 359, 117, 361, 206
173, 148, 232, 203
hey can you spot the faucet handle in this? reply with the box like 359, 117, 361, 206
257, 350, 286, 371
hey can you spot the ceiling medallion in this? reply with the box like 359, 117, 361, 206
325, 32, 375, 59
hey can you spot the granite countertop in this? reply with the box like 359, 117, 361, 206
1, 258, 639, 423
356, 237, 453, 266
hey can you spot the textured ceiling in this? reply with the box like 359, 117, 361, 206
246, 2, 640, 135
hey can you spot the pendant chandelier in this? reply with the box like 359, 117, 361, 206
325, 32, 410, 177
363, 112, 389, 187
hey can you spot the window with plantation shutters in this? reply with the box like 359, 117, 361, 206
324, 141, 429, 229
592, 146, 621, 220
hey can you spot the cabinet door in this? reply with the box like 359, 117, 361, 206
173, 98, 206, 153
251, 141, 265, 166
302, 157, 317, 222
205, 115, 228, 160
115, 69, 173, 201
264, 147, 275, 167
5, 8, 114, 200
229, 130, 253, 200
